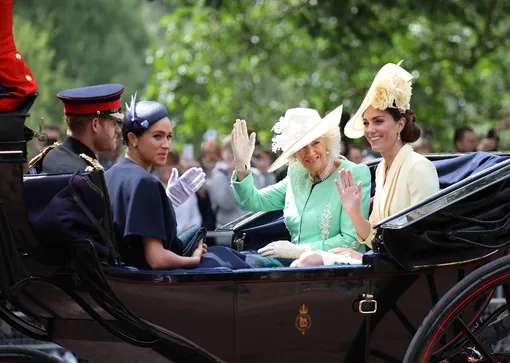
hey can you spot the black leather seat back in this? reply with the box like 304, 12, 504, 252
23, 171, 119, 263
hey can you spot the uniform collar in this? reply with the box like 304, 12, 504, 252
63, 136, 96, 160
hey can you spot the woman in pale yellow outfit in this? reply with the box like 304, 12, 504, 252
293, 61, 440, 266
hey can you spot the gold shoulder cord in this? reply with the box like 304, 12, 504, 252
28, 142, 61, 169
79, 153, 105, 172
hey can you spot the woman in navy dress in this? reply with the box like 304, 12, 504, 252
105, 95, 249, 270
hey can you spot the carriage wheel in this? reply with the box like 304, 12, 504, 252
404, 256, 510, 363
404, 254, 510, 363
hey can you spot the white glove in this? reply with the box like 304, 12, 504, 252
166, 167, 206, 207
231, 118, 256, 172
257, 241, 311, 259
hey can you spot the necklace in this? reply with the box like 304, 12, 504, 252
312, 158, 334, 184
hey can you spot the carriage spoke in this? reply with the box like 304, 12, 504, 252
455, 316, 497, 363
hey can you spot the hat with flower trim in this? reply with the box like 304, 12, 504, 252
344, 60, 413, 139
267, 104, 343, 173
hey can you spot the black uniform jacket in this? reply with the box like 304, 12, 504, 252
29, 137, 102, 174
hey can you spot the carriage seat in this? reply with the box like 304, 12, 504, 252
23, 171, 114, 261
235, 152, 510, 252
433, 152, 510, 189
366, 151, 510, 197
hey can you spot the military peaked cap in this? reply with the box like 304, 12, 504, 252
57, 84, 125, 121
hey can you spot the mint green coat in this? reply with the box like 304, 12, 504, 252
232, 157, 371, 252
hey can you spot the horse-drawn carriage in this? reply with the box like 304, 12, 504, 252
2, 106, 510, 363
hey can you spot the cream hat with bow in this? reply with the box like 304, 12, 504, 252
344, 60, 413, 139
267, 104, 343, 173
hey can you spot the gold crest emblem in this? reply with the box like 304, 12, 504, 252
295, 304, 312, 335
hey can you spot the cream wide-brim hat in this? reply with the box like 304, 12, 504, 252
343, 61, 413, 139
267, 104, 343, 173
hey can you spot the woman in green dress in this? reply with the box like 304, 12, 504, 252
230, 105, 371, 264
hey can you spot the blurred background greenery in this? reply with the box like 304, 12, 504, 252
14, 0, 510, 153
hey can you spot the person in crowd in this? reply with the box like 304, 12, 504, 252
346, 146, 363, 164
230, 105, 371, 265
294, 61, 440, 266
28, 84, 125, 173
477, 120, 508, 152
157, 150, 202, 234
477, 129, 499, 152
200, 136, 222, 176
411, 135, 433, 154
207, 135, 265, 245
105, 94, 249, 270
454, 126, 478, 152
196, 133, 220, 243
252, 139, 277, 187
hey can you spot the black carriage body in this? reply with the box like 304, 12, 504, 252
100, 253, 494, 363
2, 111, 510, 362
11, 244, 492, 362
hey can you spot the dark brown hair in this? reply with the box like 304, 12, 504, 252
121, 124, 147, 145
386, 107, 421, 143
64, 115, 94, 133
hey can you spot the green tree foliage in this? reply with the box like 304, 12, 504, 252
12, 16, 74, 132
147, 0, 510, 151
146, 0, 333, 149
13, 0, 153, 129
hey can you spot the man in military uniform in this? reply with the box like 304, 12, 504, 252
0, 0, 38, 112
29, 84, 125, 173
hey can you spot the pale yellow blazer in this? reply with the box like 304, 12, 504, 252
362, 143, 439, 248
320, 144, 439, 265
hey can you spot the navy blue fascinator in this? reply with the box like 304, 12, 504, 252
123, 93, 169, 132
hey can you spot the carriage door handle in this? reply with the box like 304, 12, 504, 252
358, 294, 377, 314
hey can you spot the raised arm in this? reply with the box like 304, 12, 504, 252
231, 118, 256, 182
336, 167, 373, 243
229, 117, 287, 211
312, 165, 371, 251
232, 172, 287, 212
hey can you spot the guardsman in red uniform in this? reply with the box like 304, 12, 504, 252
0, 0, 38, 112
28, 84, 125, 174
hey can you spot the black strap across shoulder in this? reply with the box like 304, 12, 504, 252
67, 172, 120, 262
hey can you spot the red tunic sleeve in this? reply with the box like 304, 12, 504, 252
0, 0, 38, 112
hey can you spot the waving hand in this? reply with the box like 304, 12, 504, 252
335, 169, 363, 214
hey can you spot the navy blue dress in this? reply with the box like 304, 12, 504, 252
105, 158, 249, 270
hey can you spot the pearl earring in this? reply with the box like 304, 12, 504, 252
397, 132, 401, 140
